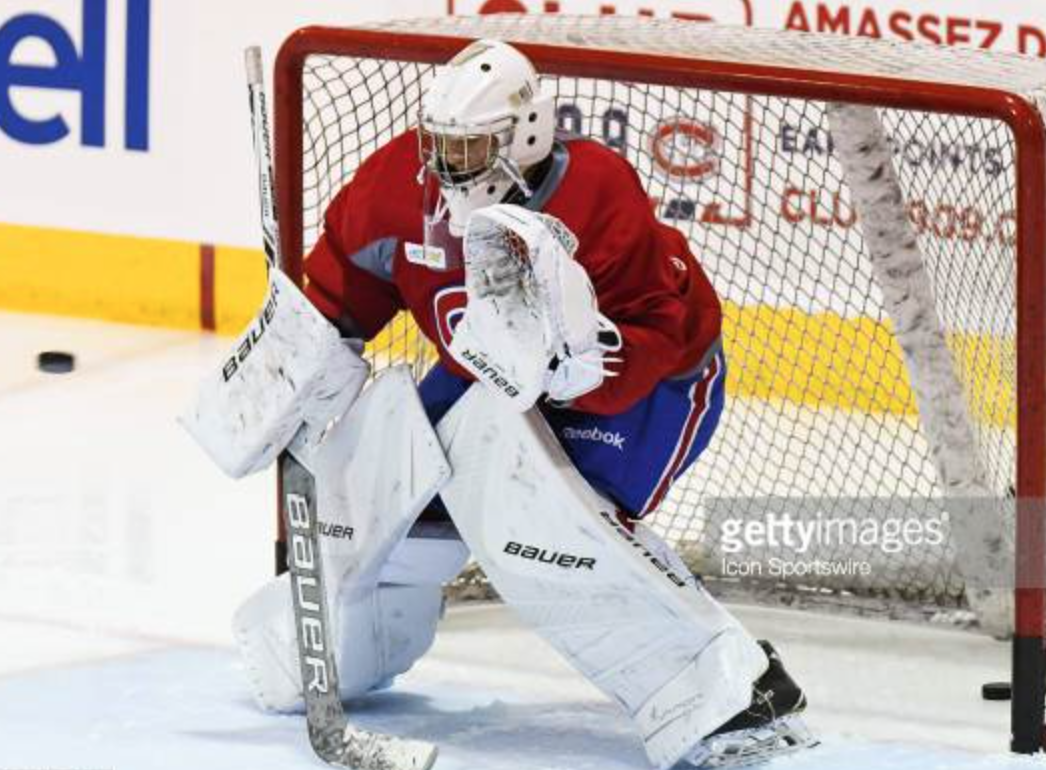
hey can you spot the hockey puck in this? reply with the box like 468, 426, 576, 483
982, 682, 1012, 701
37, 351, 76, 374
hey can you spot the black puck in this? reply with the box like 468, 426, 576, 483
37, 351, 75, 374
982, 682, 1012, 701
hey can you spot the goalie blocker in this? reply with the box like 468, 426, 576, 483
180, 270, 370, 478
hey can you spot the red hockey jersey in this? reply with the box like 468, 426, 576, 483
304, 130, 722, 415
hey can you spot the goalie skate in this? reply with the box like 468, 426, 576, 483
683, 715, 816, 769
683, 642, 818, 768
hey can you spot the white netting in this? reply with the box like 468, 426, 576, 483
286, 17, 1046, 607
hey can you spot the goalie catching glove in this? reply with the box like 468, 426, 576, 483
448, 204, 622, 411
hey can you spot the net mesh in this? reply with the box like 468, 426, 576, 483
290, 18, 1034, 607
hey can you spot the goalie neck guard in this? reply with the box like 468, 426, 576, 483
418, 39, 556, 237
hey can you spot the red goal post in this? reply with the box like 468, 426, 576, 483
272, 16, 1046, 753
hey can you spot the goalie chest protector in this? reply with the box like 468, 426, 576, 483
306, 129, 723, 413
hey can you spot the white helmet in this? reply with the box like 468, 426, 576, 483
419, 40, 556, 236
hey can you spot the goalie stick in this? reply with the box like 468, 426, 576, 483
244, 46, 438, 770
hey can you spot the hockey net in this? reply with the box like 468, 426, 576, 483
274, 15, 1046, 650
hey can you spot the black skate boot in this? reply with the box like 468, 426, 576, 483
684, 641, 817, 768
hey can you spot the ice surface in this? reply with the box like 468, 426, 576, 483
0, 311, 1036, 770
0, 625, 1034, 770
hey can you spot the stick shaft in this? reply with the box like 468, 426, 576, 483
245, 46, 281, 272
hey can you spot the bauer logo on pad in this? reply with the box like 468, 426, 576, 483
405, 242, 447, 269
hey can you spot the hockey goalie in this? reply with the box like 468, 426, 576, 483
195, 39, 816, 769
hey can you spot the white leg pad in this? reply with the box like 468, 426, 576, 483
436, 386, 767, 770
293, 366, 451, 595
232, 366, 458, 712
377, 526, 472, 588
234, 565, 461, 712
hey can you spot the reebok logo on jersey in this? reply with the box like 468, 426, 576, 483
562, 426, 626, 450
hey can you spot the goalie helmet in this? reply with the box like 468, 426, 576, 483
418, 40, 556, 237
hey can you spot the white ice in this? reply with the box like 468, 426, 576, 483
0, 310, 1038, 770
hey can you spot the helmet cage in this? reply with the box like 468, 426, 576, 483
418, 115, 517, 190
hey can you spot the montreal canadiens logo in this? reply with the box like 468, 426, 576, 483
651, 119, 721, 181
433, 286, 468, 350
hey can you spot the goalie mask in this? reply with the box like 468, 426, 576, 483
418, 40, 556, 238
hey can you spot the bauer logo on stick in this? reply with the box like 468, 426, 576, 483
286, 490, 331, 696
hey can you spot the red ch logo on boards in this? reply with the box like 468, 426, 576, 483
650, 120, 722, 181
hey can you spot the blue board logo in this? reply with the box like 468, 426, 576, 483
0, 0, 150, 150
